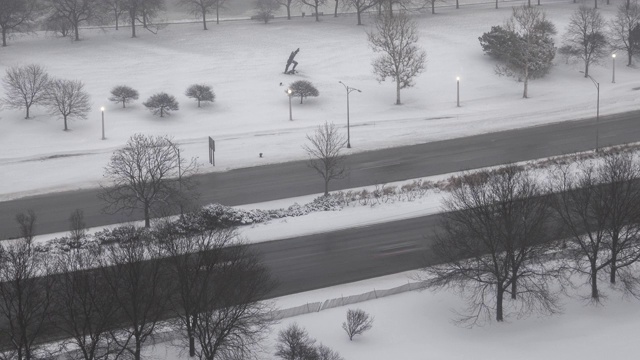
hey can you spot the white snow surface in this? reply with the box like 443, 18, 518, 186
4, 2, 640, 359
2, 1, 638, 201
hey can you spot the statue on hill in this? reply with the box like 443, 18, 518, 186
284, 48, 300, 74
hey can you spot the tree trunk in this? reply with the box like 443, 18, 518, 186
584, 62, 589, 77
511, 279, 517, 299
591, 263, 599, 300
115, 12, 120, 30
496, 284, 504, 322
198, 99, 201, 107
2, 27, 7, 46
131, 12, 137, 38
217, 7, 220, 24
122, 99, 126, 108
628, 50, 633, 66
315, 4, 319, 21
202, 11, 208, 30
395, 80, 401, 105
25, 106, 30, 119
144, 205, 150, 228
300, 96, 303, 104
594, 0, 598, 9
431, 1, 435, 14
287, 5, 291, 19
74, 24, 80, 41
334, 0, 338, 17
324, 178, 329, 196
357, 10, 362, 25
456, 0, 459, 9
495, 0, 498, 9
64, 115, 68, 131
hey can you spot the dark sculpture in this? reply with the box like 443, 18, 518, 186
284, 48, 300, 74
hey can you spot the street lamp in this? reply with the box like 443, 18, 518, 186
456, 77, 460, 107
100, 106, 105, 140
338, 81, 361, 148
580, 71, 600, 152
287, 88, 292, 121
612, 53, 616, 83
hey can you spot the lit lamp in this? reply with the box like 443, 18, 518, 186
612, 54, 616, 84
456, 77, 460, 107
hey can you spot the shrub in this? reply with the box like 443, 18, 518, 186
342, 308, 374, 341
143, 92, 178, 117
288, 80, 319, 104
185, 84, 215, 107
109, 85, 139, 108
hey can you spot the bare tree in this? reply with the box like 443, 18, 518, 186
254, 0, 280, 23
289, 80, 319, 104
277, 0, 294, 20
300, 0, 327, 22
190, 242, 275, 360
108, 85, 139, 108
122, 0, 164, 37
424, 166, 560, 325
45, 78, 91, 131
143, 92, 178, 117
46, 0, 99, 41
344, 0, 378, 25
179, 0, 216, 30
549, 160, 610, 302
274, 323, 318, 360
342, 308, 373, 341
0, 211, 54, 360
2, 64, 50, 119
494, 6, 556, 99
367, 12, 426, 105
0, 0, 38, 46
51, 248, 118, 360
316, 344, 344, 360
68, 208, 87, 245
155, 214, 237, 357
103, 0, 126, 30
609, 2, 640, 66
210, 0, 228, 25
99, 134, 198, 228
598, 153, 640, 292
560, 6, 608, 78
98, 226, 168, 360
185, 84, 215, 107
303, 122, 347, 197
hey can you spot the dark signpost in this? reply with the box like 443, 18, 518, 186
208, 137, 215, 166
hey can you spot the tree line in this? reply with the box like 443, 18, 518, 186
0, 208, 275, 360
423, 150, 640, 325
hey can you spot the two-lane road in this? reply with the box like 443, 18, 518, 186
1, 110, 639, 238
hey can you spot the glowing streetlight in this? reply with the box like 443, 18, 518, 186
456, 77, 460, 107
338, 81, 361, 148
100, 106, 105, 140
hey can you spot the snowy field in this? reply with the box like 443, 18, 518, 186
143, 269, 640, 360
2, 1, 639, 201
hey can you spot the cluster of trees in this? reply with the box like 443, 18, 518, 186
0, 209, 275, 360
423, 150, 640, 325
480, 3, 640, 98
275, 323, 344, 360
109, 84, 215, 117
2, 64, 90, 130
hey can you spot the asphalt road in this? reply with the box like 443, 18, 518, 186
258, 214, 440, 297
1, 110, 639, 239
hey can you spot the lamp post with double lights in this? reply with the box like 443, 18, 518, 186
580, 71, 600, 152
338, 81, 361, 148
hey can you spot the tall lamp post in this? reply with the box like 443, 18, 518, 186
456, 77, 460, 107
100, 107, 105, 140
580, 71, 600, 152
338, 81, 361, 148
612, 53, 616, 83
287, 88, 293, 121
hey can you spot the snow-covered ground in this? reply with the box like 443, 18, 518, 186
2, 1, 638, 201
